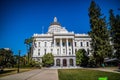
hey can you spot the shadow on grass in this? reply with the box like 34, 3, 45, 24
0, 69, 16, 74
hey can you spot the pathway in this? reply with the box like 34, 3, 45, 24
0, 69, 58, 80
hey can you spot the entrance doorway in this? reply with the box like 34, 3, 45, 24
63, 59, 67, 66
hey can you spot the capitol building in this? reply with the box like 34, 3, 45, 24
32, 17, 91, 67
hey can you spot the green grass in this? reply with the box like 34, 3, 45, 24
58, 69, 120, 80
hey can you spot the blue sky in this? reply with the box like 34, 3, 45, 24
0, 0, 120, 55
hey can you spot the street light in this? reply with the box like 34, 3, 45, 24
17, 50, 20, 73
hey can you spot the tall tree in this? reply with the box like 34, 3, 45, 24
88, 1, 112, 66
109, 9, 120, 59
24, 37, 33, 63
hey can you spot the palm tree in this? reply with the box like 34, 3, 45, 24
24, 37, 33, 64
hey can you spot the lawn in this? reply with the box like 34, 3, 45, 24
0, 68, 34, 77
58, 69, 120, 80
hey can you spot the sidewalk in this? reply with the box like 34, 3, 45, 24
0, 69, 58, 80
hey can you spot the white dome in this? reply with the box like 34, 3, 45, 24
48, 17, 68, 34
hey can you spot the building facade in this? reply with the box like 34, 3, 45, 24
32, 17, 91, 67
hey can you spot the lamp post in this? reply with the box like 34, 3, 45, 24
17, 50, 20, 73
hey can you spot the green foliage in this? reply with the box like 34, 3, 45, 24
76, 49, 89, 66
88, 55, 96, 67
109, 9, 120, 59
0, 48, 14, 68
42, 53, 54, 67
24, 37, 33, 63
88, 1, 112, 66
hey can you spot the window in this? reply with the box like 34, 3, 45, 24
69, 49, 71, 55
44, 49, 46, 54
86, 42, 89, 47
38, 49, 40, 56
68, 42, 71, 46
63, 49, 65, 54
51, 42, 53, 47
45, 42, 47, 47
75, 49, 77, 52
57, 42, 60, 46
87, 48, 89, 55
75, 42, 76, 47
62, 42, 65, 47
38, 42, 40, 47
80, 42, 83, 47
38, 52, 40, 56
57, 49, 59, 55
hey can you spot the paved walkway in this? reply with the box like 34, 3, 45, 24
0, 69, 58, 80
91, 68, 120, 73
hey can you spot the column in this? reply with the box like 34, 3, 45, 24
72, 39, 75, 55
60, 38, 62, 55
54, 39, 56, 55
54, 58, 56, 67
67, 58, 70, 67
74, 57, 76, 67
66, 38, 69, 55
54, 38, 56, 47
60, 58, 63, 67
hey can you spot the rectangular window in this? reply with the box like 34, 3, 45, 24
57, 42, 60, 46
80, 42, 83, 47
45, 42, 47, 47
51, 42, 53, 47
86, 42, 89, 47
69, 49, 71, 55
44, 49, 46, 54
57, 49, 59, 55
87, 48, 89, 55
75, 42, 76, 47
75, 49, 77, 52
68, 42, 71, 46
63, 49, 65, 54
38, 42, 40, 47
38, 49, 40, 56
62, 42, 65, 47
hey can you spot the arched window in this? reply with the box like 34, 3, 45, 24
69, 59, 73, 66
56, 59, 60, 66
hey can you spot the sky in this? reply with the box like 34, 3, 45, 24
0, 0, 120, 56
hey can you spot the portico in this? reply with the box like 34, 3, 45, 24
53, 37, 76, 67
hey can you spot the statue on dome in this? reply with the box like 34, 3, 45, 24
54, 17, 57, 22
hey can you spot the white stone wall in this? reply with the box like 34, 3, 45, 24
32, 34, 91, 58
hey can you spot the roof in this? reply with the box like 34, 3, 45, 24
50, 22, 61, 26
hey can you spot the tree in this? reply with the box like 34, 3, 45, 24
0, 48, 14, 68
76, 49, 89, 66
109, 9, 120, 59
42, 53, 54, 67
88, 1, 112, 66
24, 37, 33, 63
